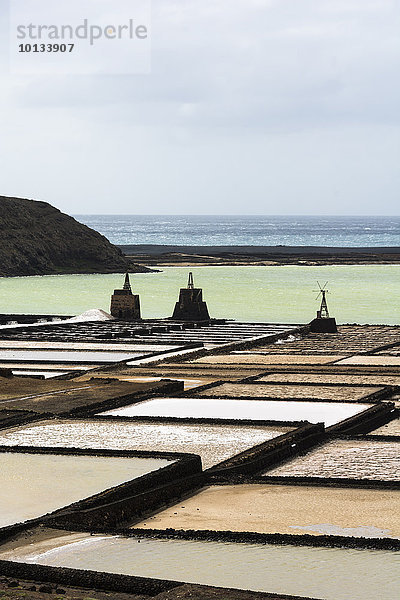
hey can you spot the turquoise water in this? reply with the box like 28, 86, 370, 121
1, 265, 399, 324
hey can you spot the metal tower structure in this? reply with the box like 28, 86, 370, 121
310, 281, 337, 333
315, 281, 330, 319
123, 272, 132, 292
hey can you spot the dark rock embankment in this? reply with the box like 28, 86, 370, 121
0, 196, 152, 276
119, 244, 400, 266
0, 575, 311, 600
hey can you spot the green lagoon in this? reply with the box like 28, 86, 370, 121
1, 265, 399, 324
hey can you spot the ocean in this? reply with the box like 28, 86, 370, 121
74, 215, 400, 247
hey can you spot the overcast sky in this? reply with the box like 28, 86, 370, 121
0, 0, 399, 215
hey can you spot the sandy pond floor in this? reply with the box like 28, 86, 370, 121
132, 484, 400, 538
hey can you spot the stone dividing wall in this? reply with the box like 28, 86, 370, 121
125, 527, 400, 551
327, 402, 396, 434
364, 339, 400, 355
55, 451, 201, 508
0, 560, 181, 596
177, 377, 394, 401
91, 415, 304, 427
240, 376, 399, 391
178, 379, 227, 397
33, 449, 203, 531
0, 314, 71, 325
259, 474, 400, 490
239, 364, 400, 375
242, 372, 400, 388
50, 471, 204, 530
0, 445, 196, 461
0, 446, 202, 533
340, 433, 400, 444
0, 410, 46, 431
0, 519, 47, 547
0, 559, 324, 600
207, 424, 325, 477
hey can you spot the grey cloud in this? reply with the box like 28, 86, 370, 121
0, 0, 399, 214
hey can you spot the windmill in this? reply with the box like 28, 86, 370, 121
310, 281, 337, 333
314, 281, 330, 319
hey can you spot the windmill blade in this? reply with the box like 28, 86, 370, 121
315, 291, 322, 300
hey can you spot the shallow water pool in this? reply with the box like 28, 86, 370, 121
0, 452, 172, 528
1, 533, 398, 600
100, 397, 372, 427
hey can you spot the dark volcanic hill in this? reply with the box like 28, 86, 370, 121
0, 196, 133, 276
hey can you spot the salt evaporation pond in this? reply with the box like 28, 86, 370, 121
0, 419, 292, 469
196, 382, 379, 401
193, 354, 345, 365
337, 356, 400, 367
0, 452, 172, 528
371, 418, 400, 437
1, 532, 399, 600
100, 398, 371, 427
133, 484, 400, 539
0, 350, 143, 363
265, 439, 400, 481
259, 373, 400, 386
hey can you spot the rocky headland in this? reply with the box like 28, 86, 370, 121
0, 196, 151, 277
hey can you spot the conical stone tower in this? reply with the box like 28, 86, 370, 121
110, 273, 141, 320
172, 272, 210, 321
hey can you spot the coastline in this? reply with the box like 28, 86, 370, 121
121, 245, 400, 267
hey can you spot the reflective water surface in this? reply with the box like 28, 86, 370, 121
0, 453, 172, 527
100, 397, 371, 427
1, 533, 399, 600
0, 350, 143, 363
